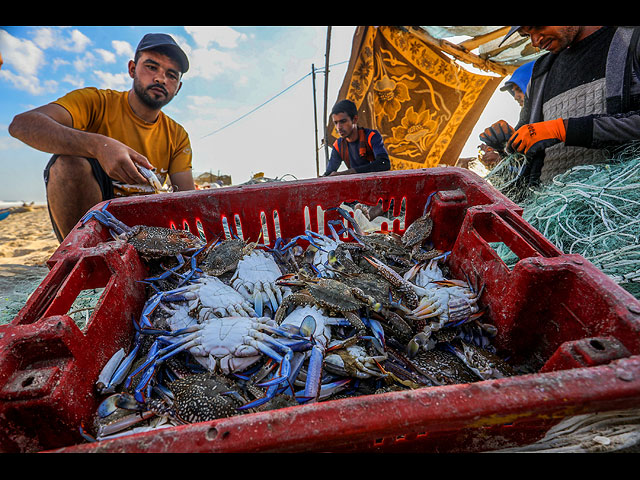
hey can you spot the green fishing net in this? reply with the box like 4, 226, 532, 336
485, 144, 640, 300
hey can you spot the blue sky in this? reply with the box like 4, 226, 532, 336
0, 26, 519, 203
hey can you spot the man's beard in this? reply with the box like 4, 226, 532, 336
133, 78, 174, 109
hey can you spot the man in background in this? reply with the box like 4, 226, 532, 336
323, 99, 390, 176
480, 26, 640, 188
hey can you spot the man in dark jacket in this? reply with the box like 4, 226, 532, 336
323, 99, 390, 176
481, 26, 640, 187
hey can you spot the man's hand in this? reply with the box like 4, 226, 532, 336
479, 120, 515, 151
94, 136, 154, 186
328, 168, 356, 176
506, 118, 567, 156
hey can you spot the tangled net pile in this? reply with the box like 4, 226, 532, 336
486, 145, 640, 299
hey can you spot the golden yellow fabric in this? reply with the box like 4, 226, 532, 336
53, 87, 192, 196
332, 26, 502, 170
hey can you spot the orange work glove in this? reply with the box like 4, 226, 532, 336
506, 118, 567, 156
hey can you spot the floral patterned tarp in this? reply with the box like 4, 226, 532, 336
331, 26, 503, 170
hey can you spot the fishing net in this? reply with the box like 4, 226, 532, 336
486, 144, 640, 300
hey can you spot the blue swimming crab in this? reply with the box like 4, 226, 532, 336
198, 237, 258, 277
274, 272, 375, 340
81, 202, 204, 260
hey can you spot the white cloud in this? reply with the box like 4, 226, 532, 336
112, 40, 134, 58
32, 27, 91, 53
0, 69, 57, 95
188, 47, 244, 81
52, 58, 71, 70
93, 70, 130, 90
73, 51, 96, 72
0, 29, 43, 77
185, 26, 248, 49
96, 48, 116, 64
62, 73, 85, 89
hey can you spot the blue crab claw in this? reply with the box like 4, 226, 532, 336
137, 288, 192, 332
362, 317, 385, 349
96, 327, 144, 394
272, 235, 305, 254
301, 344, 324, 401
114, 392, 144, 411
327, 205, 364, 236
124, 339, 163, 391
326, 220, 347, 240
103, 341, 143, 393
81, 201, 130, 236
253, 343, 293, 387
144, 254, 188, 283
97, 394, 123, 418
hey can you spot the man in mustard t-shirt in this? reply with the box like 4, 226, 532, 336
9, 33, 195, 241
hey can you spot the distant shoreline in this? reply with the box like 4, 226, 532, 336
0, 201, 46, 209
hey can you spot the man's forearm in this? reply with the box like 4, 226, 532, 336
9, 110, 103, 159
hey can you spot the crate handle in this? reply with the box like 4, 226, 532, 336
465, 207, 562, 268
494, 208, 562, 259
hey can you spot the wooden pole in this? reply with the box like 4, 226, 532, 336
312, 64, 320, 177
323, 26, 332, 166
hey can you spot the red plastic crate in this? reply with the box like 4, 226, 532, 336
1, 168, 640, 453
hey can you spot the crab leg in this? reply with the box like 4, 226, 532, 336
363, 256, 419, 309
81, 201, 130, 236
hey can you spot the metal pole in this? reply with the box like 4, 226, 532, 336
312, 64, 320, 177
323, 26, 332, 166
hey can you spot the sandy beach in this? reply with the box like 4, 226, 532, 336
0, 204, 59, 324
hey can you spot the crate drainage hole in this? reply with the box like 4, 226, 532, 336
206, 427, 230, 441
488, 242, 520, 270
66, 288, 104, 331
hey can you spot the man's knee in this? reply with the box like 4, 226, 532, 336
48, 155, 93, 183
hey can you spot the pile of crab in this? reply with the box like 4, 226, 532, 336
80, 196, 515, 442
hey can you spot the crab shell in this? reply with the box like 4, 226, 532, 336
164, 372, 247, 423
200, 238, 254, 276
124, 225, 204, 258
401, 214, 433, 249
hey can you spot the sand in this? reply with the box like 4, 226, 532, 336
0, 204, 59, 324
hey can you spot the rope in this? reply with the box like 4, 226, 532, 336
487, 144, 640, 299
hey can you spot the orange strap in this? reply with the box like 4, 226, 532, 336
334, 128, 375, 168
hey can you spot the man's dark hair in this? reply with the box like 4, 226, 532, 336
331, 99, 358, 120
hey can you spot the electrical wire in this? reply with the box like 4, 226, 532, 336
197, 61, 349, 141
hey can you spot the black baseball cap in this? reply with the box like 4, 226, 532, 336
499, 26, 522, 47
136, 33, 189, 73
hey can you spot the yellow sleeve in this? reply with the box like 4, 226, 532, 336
169, 128, 193, 175
52, 87, 103, 131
